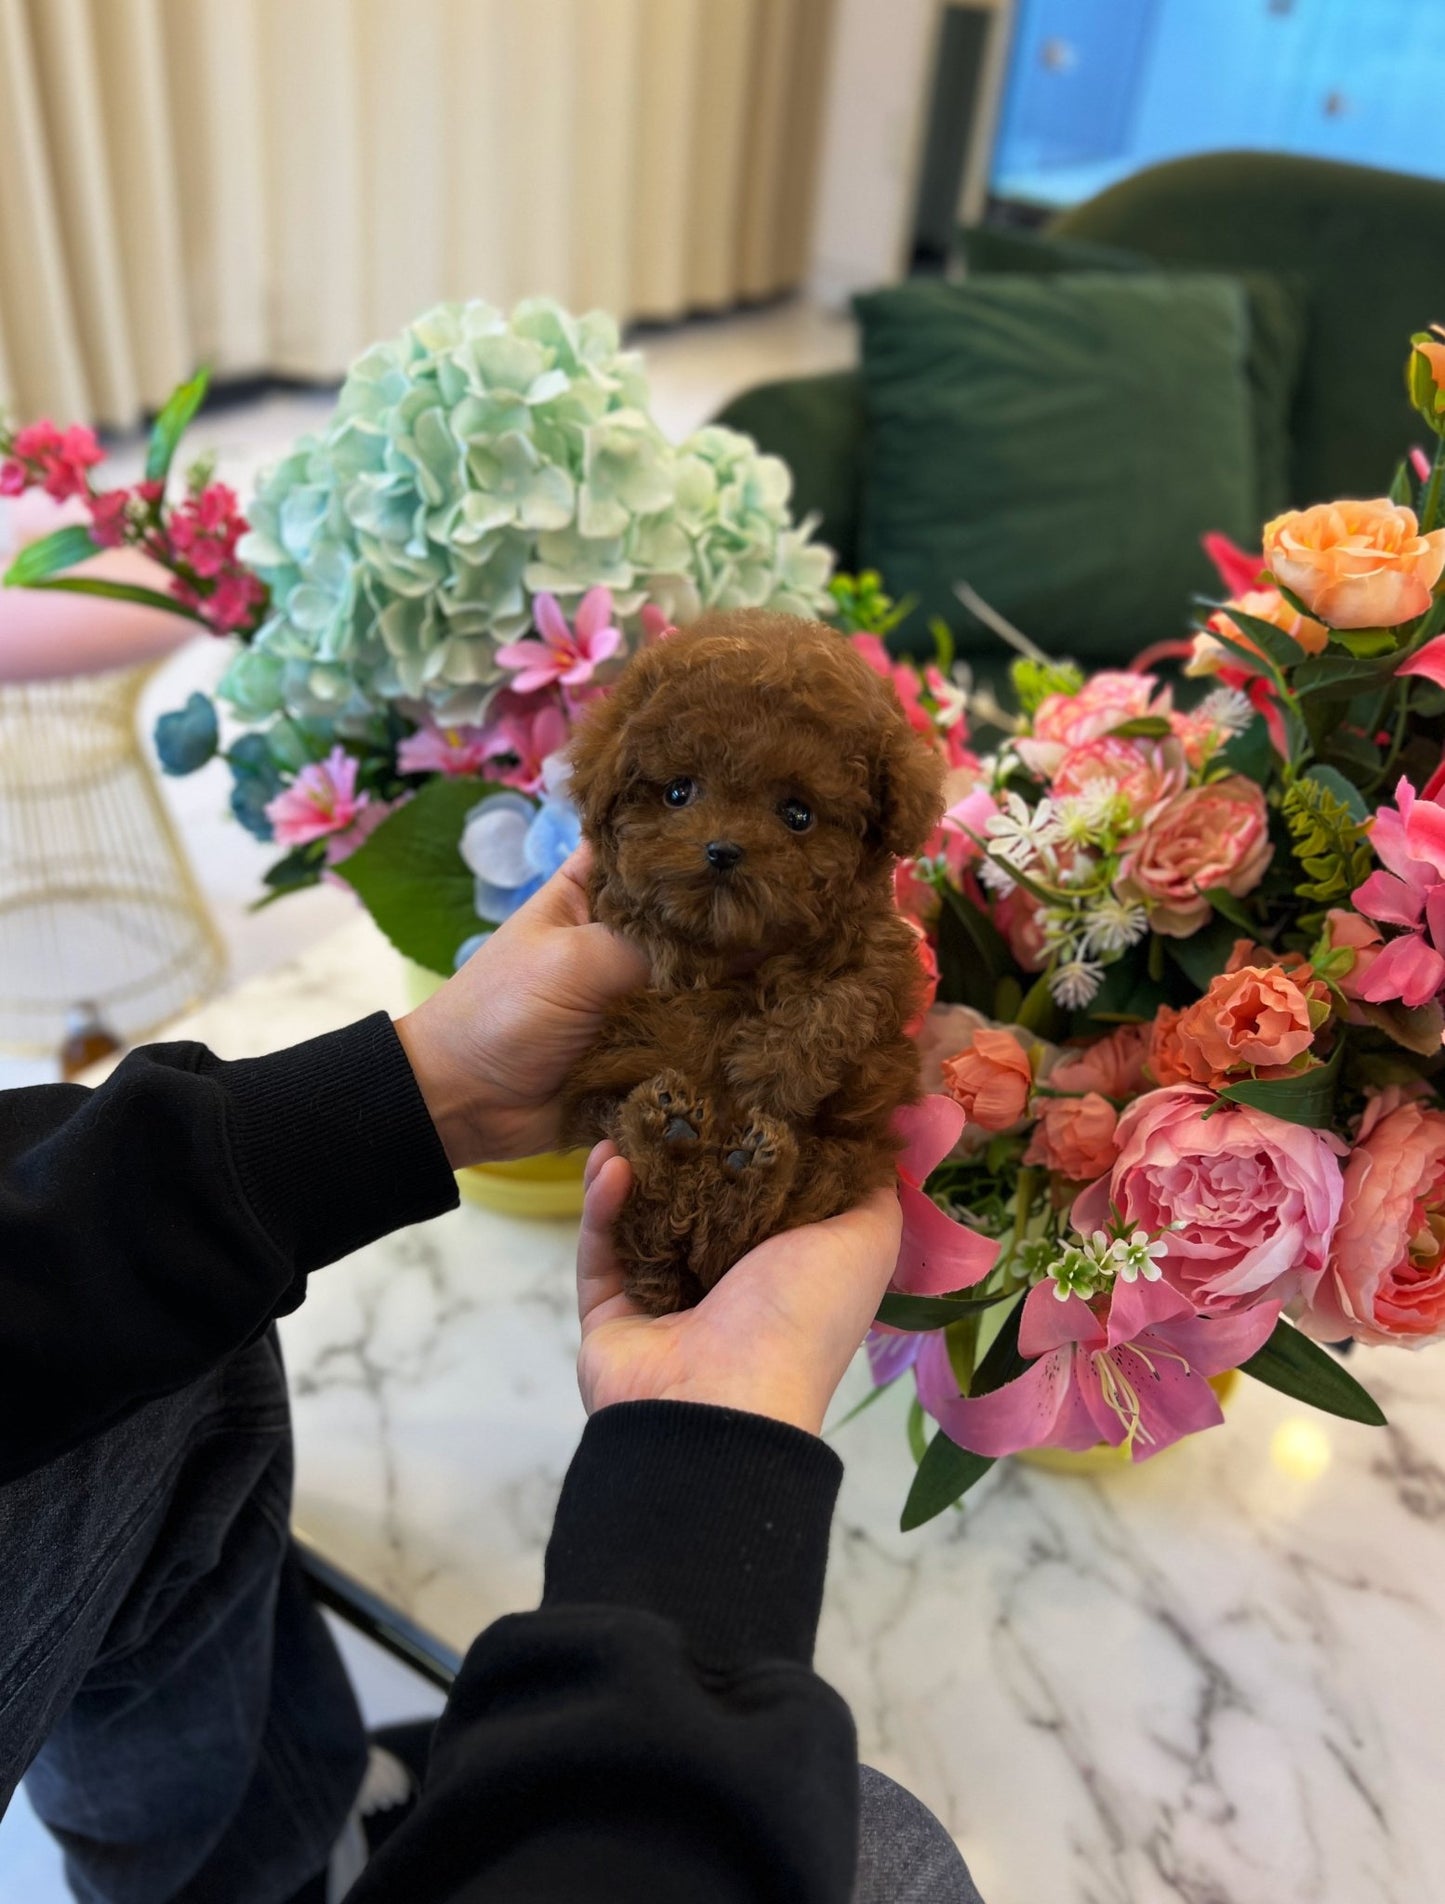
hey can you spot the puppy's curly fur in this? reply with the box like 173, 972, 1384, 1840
561, 610, 944, 1314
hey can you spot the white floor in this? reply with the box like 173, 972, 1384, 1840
0, 296, 854, 1892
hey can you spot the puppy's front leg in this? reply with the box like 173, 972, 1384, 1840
723, 977, 887, 1122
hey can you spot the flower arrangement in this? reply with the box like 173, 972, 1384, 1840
865, 328, 1445, 1528
1, 301, 833, 973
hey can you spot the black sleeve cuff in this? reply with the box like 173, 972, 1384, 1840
542, 1401, 843, 1672
213, 1012, 459, 1283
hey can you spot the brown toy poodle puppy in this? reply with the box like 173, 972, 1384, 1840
561, 609, 945, 1315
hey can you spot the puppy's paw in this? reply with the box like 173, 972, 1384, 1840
722, 1114, 797, 1179
621, 1070, 713, 1162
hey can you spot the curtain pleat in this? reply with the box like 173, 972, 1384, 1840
0, 0, 835, 427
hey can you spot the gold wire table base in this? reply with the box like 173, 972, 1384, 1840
0, 663, 226, 1054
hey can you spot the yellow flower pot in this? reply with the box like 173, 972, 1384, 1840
401, 957, 589, 1219
1014, 1369, 1239, 1476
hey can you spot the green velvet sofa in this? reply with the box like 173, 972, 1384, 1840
716, 151, 1445, 583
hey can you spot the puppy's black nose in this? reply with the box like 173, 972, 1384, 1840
705, 839, 744, 872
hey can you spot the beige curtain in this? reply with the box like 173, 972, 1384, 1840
0, 0, 835, 428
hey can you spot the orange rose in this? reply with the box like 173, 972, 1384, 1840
1413, 339, 1445, 419
1263, 498, 1445, 629
1024, 1092, 1119, 1183
1050, 1024, 1149, 1099
1146, 1006, 1194, 1086
1170, 964, 1324, 1086
1188, 586, 1328, 675
940, 1027, 1032, 1131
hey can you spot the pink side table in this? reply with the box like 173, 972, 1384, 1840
0, 494, 226, 1053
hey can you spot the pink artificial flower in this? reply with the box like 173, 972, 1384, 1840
264, 747, 369, 847
4, 420, 104, 501
1350, 776, 1445, 1008
890, 1096, 1001, 1296
1411, 446, 1433, 484
1072, 1083, 1345, 1314
1051, 733, 1186, 822
87, 488, 131, 548
903, 918, 940, 1035
496, 588, 622, 693
940, 1027, 1033, 1131
167, 483, 247, 579
397, 721, 494, 778
1049, 1024, 1149, 1099
476, 688, 570, 794
1299, 1099, 1445, 1349
916, 1274, 1280, 1462
198, 570, 265, 633
1397, 635, 1445, 692
1116, 775, 1273, 938
640, 603, 678, 643
850, 633, 936, 740
1024, 1093, 1120, 1183
1020, 671, 1164, 778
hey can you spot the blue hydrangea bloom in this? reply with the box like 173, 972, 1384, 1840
460, 789, 581, 925
154, 693, 219, 776
226, 734, 285, 842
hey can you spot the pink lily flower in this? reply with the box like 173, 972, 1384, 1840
397, 720, 494, 778
916, 1275, 1280, 1462
891, 1096, 1000, 1294
1202, 530, 1265, 599
1398, 636, 1445, 693
496, 588, 622, 693
476, 688, 570, 795
1351, 776, 1445, 1007
265, 747, 369, 847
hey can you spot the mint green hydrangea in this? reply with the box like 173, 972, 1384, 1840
228, 299, 833, 723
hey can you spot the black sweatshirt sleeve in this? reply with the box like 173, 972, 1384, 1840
352, 1402, 860, 1904
0, 1012, 457, 1482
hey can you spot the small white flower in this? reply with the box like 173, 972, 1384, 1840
1056, 781, 1125, 844
1049, 956, 1105, 1009
976, 855, 1017, 897
1081, 892, 1149, 957
931, 674, 972, 729
1194, 686, 1253, 737
985, 790, 1061, 868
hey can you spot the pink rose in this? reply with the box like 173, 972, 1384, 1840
1051, 734, 1186, 821
1264, 498, 1445, 629
1116, 775, 1272, 938
1024, 1092, 1119, 1182
1073, 1084, 1345, 1314
1020, 671, 1163, 777
1300, 1101, 1445, 1347
940, 1027, 1033, 1131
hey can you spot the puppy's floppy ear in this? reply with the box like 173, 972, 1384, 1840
870, 707, 946, 859
566, 643, 664, 842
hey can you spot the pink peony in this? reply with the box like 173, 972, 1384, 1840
265, 747, 369, 846
1300, 1100, 1445, 1348
1350, 776, 1445, 1008
496, 588, 622, 692
940, 1027, 1033, 1131
1073, 1084, 1345, 1314
917, 1273, 1280, 1461
1051, 733, 1186, 822
1024, 1092, 1119, 1182
1116, 775, 1272, 938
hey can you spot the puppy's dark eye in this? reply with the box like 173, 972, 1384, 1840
663, 776, 696, 809
779, 797, 814, 834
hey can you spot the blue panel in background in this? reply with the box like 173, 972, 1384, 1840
992, 0, 1445, 209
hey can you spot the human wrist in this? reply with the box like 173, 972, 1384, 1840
393, 1007, 492, 1169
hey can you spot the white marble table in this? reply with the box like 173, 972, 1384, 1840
144, 913, 1445, 1904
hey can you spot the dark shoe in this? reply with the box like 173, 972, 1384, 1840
284, 1720, 436, 1903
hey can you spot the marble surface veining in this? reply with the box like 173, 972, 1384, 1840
142, 914, 1445, 1904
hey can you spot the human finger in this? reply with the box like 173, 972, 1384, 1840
576, 1149, 639, 1332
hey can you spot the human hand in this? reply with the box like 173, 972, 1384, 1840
575, 1145, 903, 1437
394, 847, 649, 1167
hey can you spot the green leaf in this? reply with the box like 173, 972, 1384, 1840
1390, 456, 1416, 507
1200, 601, 1304, 671
9, 574, 200, 620
1216, 1039, 1343, 1129
1219, 713, 1275, 783
145, 367, 210, 485
1266, 576, 1323, 624
1291, 650, 1392, 696
1199, 885, 1257, 932
1165, 915, 1243, 992
967, 1294, 1027, 1396
900, 1428, 995, 1531
4, 524, 99, 586
335, 775, 497, 974
827, 1377, 899, 1434
937, 885, 1012, 1012
1301, 762, 1369, 824
906, 1395, 928, 1465
1335, 627, 1398, 658
1108, 715, 1173, 739
1356, 996, 1445, 1056
1239, 1317, 1387, 1426
876, 1289, 1012, 1331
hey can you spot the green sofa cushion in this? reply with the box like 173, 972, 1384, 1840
711, 369, 867, 570
854, 273, 1258, 665
958, 222, 1307, 518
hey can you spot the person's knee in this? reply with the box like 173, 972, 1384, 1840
854, 1765, 984, 1904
